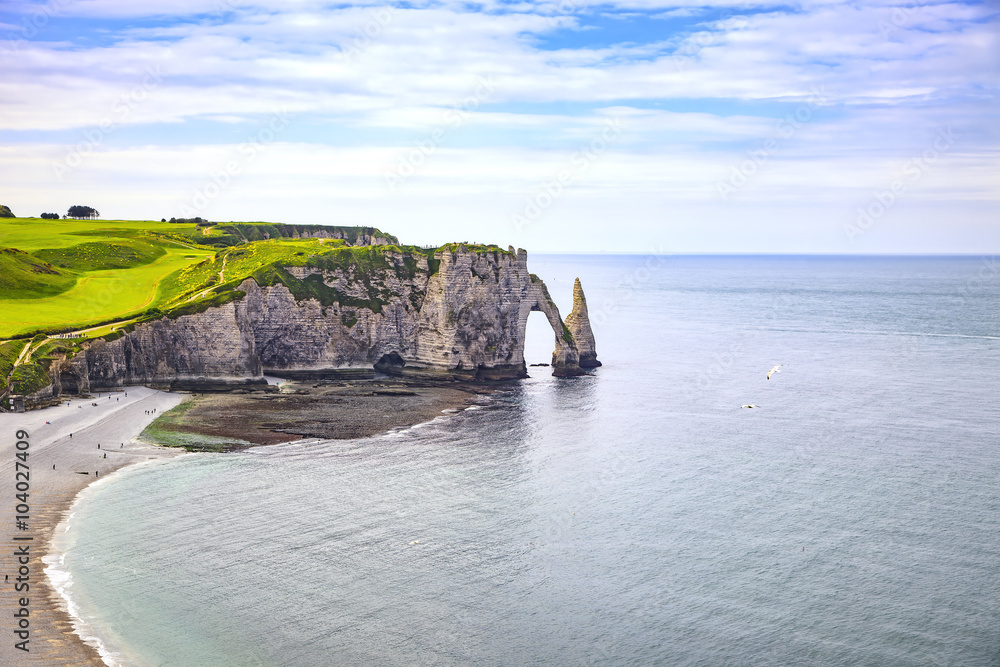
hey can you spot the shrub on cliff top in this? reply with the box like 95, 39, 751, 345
0, 205, 14, 218
9, 360, 51, 395
0, 340, 25, 382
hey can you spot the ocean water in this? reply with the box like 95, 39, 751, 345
53, 255, 1000, 666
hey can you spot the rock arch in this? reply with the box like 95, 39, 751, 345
519, 276, 583, 377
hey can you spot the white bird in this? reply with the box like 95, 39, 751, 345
767, 365, 782, 380
741, 404, 760, 409
408, 540, 420, 546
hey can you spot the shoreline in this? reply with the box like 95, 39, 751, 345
0, 379, 492, 665
43, 454, 191, 667
0, 386, 185, 666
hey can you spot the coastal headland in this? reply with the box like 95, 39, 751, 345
1, 219, 600, 412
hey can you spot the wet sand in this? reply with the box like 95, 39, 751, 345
0, 379, 492, 665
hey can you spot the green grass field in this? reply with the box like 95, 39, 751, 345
0, 217, 205, 251
0, 219, 216, 337
0, 247, 216, 336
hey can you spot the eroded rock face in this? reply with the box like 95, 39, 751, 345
81, 299, 261, 390
66, 247, 598, 391
565, 277, 601, 368
287, 228, 395, 246
410, 247, 583, 377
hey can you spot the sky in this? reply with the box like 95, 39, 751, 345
0, 0, 997, 253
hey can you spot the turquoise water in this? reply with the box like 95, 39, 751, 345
56, 256, 1000, 666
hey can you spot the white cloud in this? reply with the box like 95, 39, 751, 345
0, 0, 996, 251
2, 1, 995, 133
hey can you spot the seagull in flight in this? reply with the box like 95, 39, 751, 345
767, 365, 782, 380
741, 404, 760, 409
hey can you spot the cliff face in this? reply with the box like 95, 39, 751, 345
408, 247, 583, 378
215, 223, 398, 246
82, 299, 261, 388
284, 228, 395, 246
47, 247, 598, 392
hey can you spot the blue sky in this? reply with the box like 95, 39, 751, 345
0, 0, 997, 252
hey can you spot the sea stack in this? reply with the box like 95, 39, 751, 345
564, 277, 601, 368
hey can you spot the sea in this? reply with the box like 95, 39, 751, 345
48, 255, 1000, 666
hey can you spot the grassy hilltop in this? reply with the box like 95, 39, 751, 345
0, 216, 507, 397
0, 218, 407, 338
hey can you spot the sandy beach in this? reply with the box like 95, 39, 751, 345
0, 387, 184, 666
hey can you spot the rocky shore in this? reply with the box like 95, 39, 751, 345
140, 379, 494, 449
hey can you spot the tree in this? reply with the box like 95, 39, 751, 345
0, 204, 13, 218
40, 212, 60, 219
67, 205, 99, 220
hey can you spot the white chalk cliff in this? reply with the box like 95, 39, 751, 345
48, 245, 599, 395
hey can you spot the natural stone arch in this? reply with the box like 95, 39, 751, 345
408, 249, 596, 379
518, 275, 583, 377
